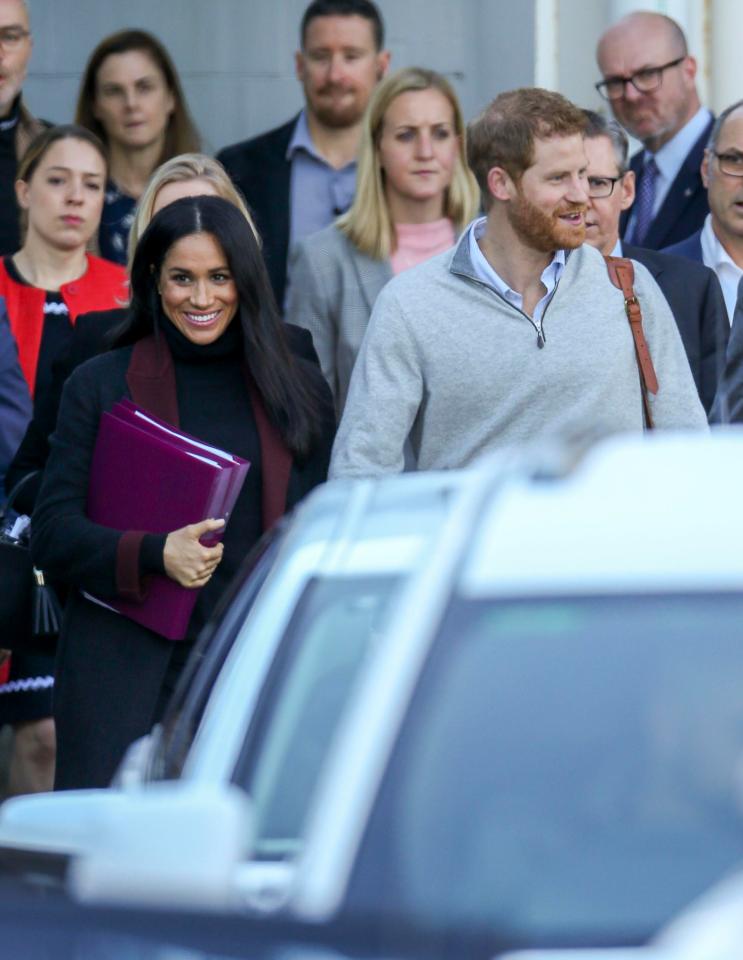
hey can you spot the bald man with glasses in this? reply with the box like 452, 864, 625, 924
665, 102, 743, 326
596, 11, 713, 251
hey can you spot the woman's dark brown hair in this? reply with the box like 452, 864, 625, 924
124, 196, 327, 460
75, 29, 200, 164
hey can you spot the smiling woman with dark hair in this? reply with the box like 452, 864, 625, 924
31, 195, 335, 790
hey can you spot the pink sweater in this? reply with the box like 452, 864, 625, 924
390, 218, 456, 276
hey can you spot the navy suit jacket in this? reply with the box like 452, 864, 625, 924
620, 117, 713, 250
217, 117, 297, 312
623, 243, 728, 414
663, 228, 704, 263
711, 280, 743, 422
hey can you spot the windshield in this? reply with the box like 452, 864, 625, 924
233, 575, 398, 860
345, 593, 743, 945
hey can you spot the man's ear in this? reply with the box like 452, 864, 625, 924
681, 54, 697, 86
376, 50, 391, 81
294, 50, 305, 83
701, 150, 710, 188
620, 169, 635, 212
486, 166, 514, 203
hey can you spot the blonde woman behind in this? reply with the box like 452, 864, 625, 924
286, 67, 479, 415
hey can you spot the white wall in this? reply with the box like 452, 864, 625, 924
22, 0, 731, 157
23, 0, 537, 154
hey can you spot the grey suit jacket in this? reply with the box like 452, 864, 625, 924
286, 224, 392, 415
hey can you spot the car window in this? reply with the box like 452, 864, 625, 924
150, 525, 287, 781
346, 593, 743, 944
233, 575, 398, 860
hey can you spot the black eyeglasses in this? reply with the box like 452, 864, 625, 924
587, 175, 623, 199
595, 56, 686, 101
0, 27, 30, 49
713, 151, 743, 178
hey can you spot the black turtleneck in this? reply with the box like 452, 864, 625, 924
148, 317, 264, 642
0, 96, 22, 256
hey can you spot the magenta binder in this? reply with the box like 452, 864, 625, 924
86, 402, 249, 640
111, 400, 250, 535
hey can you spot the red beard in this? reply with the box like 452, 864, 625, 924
508, 188, 587, 252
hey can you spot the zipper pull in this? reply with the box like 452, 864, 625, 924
537, 330, 545, 349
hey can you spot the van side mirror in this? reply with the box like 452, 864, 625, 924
67, 782, 253, 910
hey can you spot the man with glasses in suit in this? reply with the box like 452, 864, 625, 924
665, 102, 743, 326
596, 11, 712, 251
581, 110, 728, 416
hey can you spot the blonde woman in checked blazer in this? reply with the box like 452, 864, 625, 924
286, 67, 479, 415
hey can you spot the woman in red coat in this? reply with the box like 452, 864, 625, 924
0, 124, 127, 796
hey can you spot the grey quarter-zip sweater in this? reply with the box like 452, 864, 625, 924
329, 229, 707, 478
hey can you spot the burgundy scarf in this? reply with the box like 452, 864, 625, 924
125, 334, 292, 532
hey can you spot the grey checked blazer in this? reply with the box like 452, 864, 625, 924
286, 224, 393, 416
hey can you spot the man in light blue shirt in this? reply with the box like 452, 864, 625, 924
218, 0, 390, 310
596, 11, 712, 250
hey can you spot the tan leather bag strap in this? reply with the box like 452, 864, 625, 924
605, 255, 658, 430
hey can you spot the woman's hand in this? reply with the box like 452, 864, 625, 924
163, 518, 225, 589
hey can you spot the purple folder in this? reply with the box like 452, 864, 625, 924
112, 400, 249, 539
86, 401, 249, 640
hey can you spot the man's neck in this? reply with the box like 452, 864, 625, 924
478, 213, 555, 315
305, 111, 361, 169
109, 139, 166, 198
0, 95, 20, 123
643, 96, 701, 154
600, 232, 620, 257
712, 219, 743, 269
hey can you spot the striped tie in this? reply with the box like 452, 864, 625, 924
630, 156, 659, 246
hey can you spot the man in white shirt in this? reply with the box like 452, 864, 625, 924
664, 101, 743, 325
581, 110, 728, 415
596, 11, 712, 250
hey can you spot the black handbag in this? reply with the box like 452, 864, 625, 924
0, 471, 62, 650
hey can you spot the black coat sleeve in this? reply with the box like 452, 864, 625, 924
31, 357, 130, 598
698, 268, 730, 417
5, 308, 127, 513
713, 289, 743, 423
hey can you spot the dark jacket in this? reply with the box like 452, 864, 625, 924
217, 117, 297, 310
711, 281, 743, 423
662, 228, 704, 264
0, 309, 31, 499
5, 308, 126, 511
32, 326, 334, 790
620, 117, 713, 251
624, 243, 728, 414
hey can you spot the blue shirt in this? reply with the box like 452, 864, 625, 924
468, 217, 566, 334
287, 110, 357, 251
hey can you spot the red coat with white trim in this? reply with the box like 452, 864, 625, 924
0, 254, 128, 396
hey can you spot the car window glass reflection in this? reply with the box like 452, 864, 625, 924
234, 575, 398, 859
347, 594, 743, 942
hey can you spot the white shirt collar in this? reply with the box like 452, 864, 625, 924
701, 214, 743, 323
